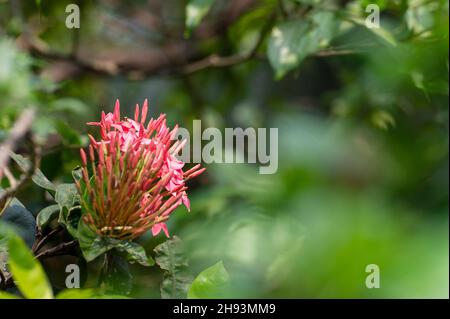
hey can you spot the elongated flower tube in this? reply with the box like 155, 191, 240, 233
76, 99, 205, 240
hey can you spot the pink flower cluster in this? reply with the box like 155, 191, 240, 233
77, 99, 204, 239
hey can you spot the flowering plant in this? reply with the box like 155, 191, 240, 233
1, 101, 209, 297
71, 100, 204, 263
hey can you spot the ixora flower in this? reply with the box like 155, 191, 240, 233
76, 99, 204, 242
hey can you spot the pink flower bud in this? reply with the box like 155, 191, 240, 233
77, 99, 204, 240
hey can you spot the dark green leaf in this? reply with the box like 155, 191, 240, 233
76, 219, 113, 262
154, 236, 193, 299
36, 204, 60, 230
116, 241, 155, 267
76, 218, 154, 266
9, 152, 56, 194
103, 255, 133, 295
63, 206, 82, 237
1, 200, 36, 247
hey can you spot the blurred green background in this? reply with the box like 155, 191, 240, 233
0, 0, 448, 298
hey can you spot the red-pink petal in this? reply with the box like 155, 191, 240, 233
152, 223, 170, 237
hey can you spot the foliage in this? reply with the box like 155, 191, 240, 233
188, 261, 230, 299
154, 236, 193, 299
0, 0, 448, 298
0, 228, 127, 298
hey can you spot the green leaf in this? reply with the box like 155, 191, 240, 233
55, 183, 79, 212
92, 293, 131, 299
55, 183, 80, 233
405, 1, 436, 34
9, 152, 56, 194
56, 288, 97, 299
76, 219, 112, 262
55, 120, 83, 146
60, 206, 82, 237
367, 26, 397, 47
102, 255, 133, 295
0, 291, 20, 299
115, 241, 155, 267
75, 218, 154, 266
0, 224, 10, 284
187, 261, 230, 299
154, 236, 193, 299
1, 202, 36, 249
7, 235, 53, 299
56, 288, 129, 299
80, 236, 112, 262
185, 0, 215, 37
268, 11, 338, 79
268, 20, 308, 79
50, 98, 90, 117
36, 204, 60, 230
349, 17, 397, 47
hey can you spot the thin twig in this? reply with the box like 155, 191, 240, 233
0, 136, 41, 211
0, 108, 36, 174
32, 226, 63, 254
34, 240, 78, 259
0, 109, 40, 216
182, 11, 277, 74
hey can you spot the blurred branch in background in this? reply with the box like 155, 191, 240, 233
15, 0, 260, 81
181, 11, 278, 74
0, 108, 35, 175
0, 108, 39, 215
17, 17, 356, 81
11, 0, 363, 82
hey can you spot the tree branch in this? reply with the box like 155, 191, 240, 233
0, 108, 36, 174
0, 109, 40, 216
17, 1, 358, 82
32, 226, 63, 255
181, 11, 277, 74
34, 240, 78, 259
